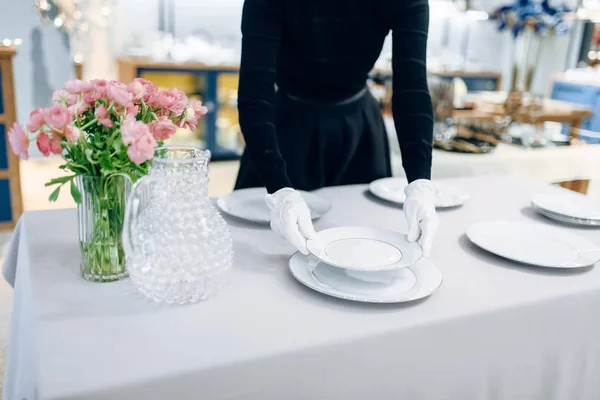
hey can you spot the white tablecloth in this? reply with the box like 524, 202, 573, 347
4, 176, 600, 400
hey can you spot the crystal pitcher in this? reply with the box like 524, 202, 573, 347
123, 147, 233, 304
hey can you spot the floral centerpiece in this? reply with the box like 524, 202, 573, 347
490, 0, 571, 93
8, 78, 207, 282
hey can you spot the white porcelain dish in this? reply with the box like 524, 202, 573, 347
217, 188, 331, 223
532, 204, 600, 227
467, 221, 600, 268
306, 226, 422, 271
289, 253, 442, 303
531, 193, 600, 222
369, 178, 469, 209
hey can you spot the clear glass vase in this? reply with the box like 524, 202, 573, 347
77, 175, 132, 282
123, 146, 234, 304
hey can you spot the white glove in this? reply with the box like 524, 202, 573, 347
404, 179, 439, 258
265, 188, 316, 255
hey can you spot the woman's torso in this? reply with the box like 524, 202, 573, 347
276, 0, 392, 102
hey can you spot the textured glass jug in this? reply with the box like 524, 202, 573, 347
123, 147, 233, 304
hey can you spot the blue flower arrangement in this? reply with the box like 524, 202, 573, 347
490, 0, 571, 38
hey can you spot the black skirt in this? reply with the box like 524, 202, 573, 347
234, 87, 392, 191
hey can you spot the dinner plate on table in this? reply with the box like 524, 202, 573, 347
531, 193, 600, 225
289, 253, 442, 303
369, 177, 469, 209
467, 221, 600, 268
217, 188, 331, 223
306, 226, 422, 271
532, 204, 600, 227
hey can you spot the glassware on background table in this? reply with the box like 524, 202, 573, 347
123, 147, 234, 304
521, 94, 548, 148
77, 175, 132, 282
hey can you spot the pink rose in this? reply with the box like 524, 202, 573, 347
107, 82, 133, 108
36, 131, 52, 157
189, 99, 208, 115
149, 117, 177, 141
50, 136, 62, 155
45, 105, 72, 131
184, 106, 196, 121
65, 80, 82, 93
121, 116, 150, 145
95, 105, 113, 128
131, 78, 157, 102
8, 123, 29, 160
127, 134, 157, 165
65, 79, 92, 94
148, 91, 174, 110
83, 90, 101, 104
26, 108, 46, 132
53, 90, 66, 103
148, 88, 188, 116
185, 106, 201, 124
53, 90, 78, 107
64, 125, 81, 142
91, 79, 109, 95
128, 80, 146, 100
126, 104, 140, 117
68, 102, 87, 116
83, 80, 108, 104
171, 89, 188, 116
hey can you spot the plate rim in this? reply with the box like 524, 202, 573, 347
306, 226, 423, 271
466, 220, 600, 268
369, 177, 469, 209
532, 203, 600, 227
531, 193, 600, 222
217, 187, 332, 223
288, 252, 443, 303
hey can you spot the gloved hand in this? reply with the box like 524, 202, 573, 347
404, 179, 439, 258
265, 188, 316, 255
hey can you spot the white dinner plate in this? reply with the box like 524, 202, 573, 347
217, 188, 331, 223
532, 204, 600, 227
531, 193, 600, 221
467, 221, 600, 268
306, 226, 422, 271
369, 178, 469, 208
289, 253, 442, 303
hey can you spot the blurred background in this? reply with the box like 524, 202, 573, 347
3, 0, 600, 225
3, 0, 600, 239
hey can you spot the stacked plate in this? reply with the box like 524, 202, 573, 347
289, 227, 443, 303
217, 188, 331, 223
531, 192, 600, 227
467, 221, 600, 268
369, 178, 469, 209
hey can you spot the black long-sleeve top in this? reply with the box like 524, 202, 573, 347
238, 0, 433, 193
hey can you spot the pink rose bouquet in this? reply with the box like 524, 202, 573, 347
8, 78, 207, 202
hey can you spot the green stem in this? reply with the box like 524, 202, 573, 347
69, 161, 93, 175
81, 118, 99, 131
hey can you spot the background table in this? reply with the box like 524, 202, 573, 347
385, 117, 600, 196
4, 176, 600, 400
454, 98, 594, 140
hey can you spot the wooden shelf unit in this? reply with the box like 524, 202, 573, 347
0, 47, 22, 229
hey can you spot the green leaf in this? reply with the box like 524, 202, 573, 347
112, 141, 124, 153
48, 186, 61, 202
70, 181, 82, 204
44, 175, 75, 187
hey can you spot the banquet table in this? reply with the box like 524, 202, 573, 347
4, 176, 600, 400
